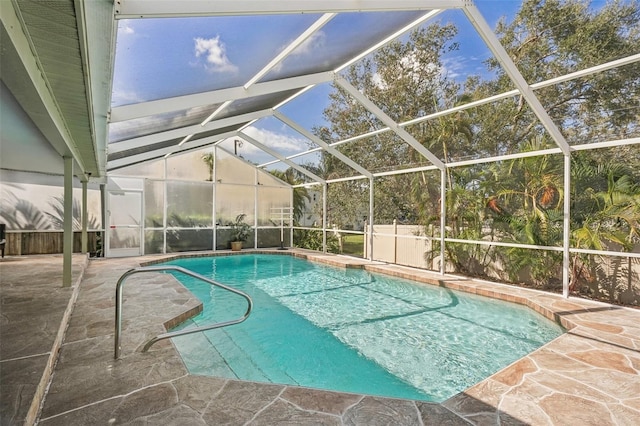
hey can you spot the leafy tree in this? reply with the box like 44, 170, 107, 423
316, 22, 461, 224
485, 0, 640, 148
315, 0, 640, 302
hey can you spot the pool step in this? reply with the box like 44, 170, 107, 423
209, 320, 301, 385
171, 320, 237, 378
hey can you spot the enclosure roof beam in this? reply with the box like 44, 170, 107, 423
108, 109, 273, 154
238, 132, 326, 183
115, 0, 465, 19
265, 52, 640, 167
273, 111, 373, 179
245, 14, 336, 89
463, 4, 571, 155
110, 72, 333, 123
107, 131, 237, 171
199, 14, 337, 127
334, 75, 446, 171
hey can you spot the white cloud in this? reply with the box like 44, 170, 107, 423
110, 88, 144, 106
272, 31, 327, 73
293, 31, 326, 56
194, 36, 238, 73
441, 57, 467, 80
118, 23, 135, 35
243, 127, 308, 153
216, 128, 308, 159
372, 72, 387, 90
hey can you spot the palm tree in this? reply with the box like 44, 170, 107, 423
569, 160, 640, 292
201, 151, 215, 181
269, 168, 310, 224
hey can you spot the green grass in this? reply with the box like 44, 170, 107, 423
341, 234, 364, 257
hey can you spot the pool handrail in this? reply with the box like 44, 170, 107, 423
114, 265, 253, 359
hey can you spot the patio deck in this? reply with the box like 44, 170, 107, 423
1, 251, 638, 425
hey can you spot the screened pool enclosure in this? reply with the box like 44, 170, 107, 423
1, 0, 639, 304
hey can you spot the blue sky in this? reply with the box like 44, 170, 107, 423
110, 2, 523, 166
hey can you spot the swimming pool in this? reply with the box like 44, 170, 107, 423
162, 254, 564, 401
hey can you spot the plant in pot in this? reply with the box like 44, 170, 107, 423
229, 213, 251, 251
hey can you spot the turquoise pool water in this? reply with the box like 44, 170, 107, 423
162, 254, 563, 401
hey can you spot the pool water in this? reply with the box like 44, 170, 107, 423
162, 254, 563, 401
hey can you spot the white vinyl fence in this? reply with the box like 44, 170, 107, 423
364, 221, 439, 271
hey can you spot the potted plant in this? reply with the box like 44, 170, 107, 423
229, 213, 251, 251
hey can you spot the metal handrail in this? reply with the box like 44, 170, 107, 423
114, 265, 253, 359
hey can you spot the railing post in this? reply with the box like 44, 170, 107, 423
393, 219, 397, 264
114, 266, 252, 359
363, 220, 368, 258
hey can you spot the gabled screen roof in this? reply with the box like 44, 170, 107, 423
107, 0, 640, 180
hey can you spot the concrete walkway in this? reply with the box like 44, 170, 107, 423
1, 251, 639, 425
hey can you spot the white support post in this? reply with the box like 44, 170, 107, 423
63, 156, 73, 287
213, 147, 218, 251
81, 179, 88, 254
163, 158, 168, 253
440, 168, 446, 274
563, 154, 571, 297
255, 169, 259, 249
100, 183, 106, 257
363, 221, 368, 259
369, 177, 374, 261
463, 5, 571, 155
290, 190, 294, 248
323, 183, 328, 253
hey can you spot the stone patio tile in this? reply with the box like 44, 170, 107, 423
172, 375, 228, 412
342, 396, 421, 426
38, 396, 123, 425
498, 394, 553, 426
529, 371, 619, 404
201, 381, 284, 425
569, 368, 640, 400
0, 354, 48, 425
250, 398, 341, 425
280, 386, 362, 416
538, 393, 615, 426
41, 338, 187, 418
491, 357, 537, 387
528, 347, 594, 373
567, 349, 638, 374
111, 382, 178, 424
414, 402, 470, 425
607, 403, 640, 426
122, 404, 207, 426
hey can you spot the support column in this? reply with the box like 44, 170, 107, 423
100, 183, 106, 257
63, 156, 73, 287
562, 154, 571, 297
322, 183, 327, 253
290, 189, 294, 248
369, 177, 374, 261
440, 168, 446, 274
81, 179, 88, 254
254, 169, 258, 249
212, 147, 217, 251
